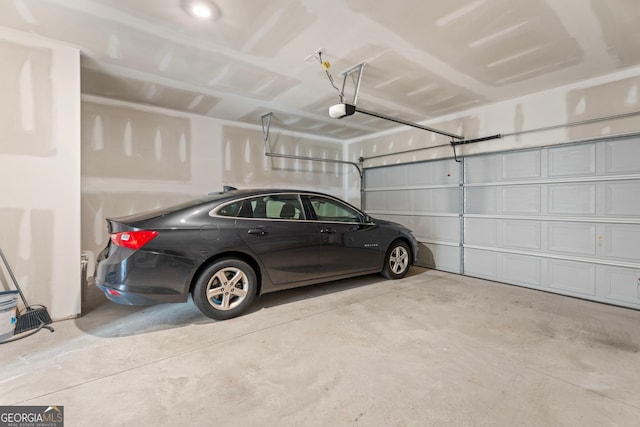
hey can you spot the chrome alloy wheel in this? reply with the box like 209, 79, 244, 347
206, 267, 249, 311
389, 245, 409, 275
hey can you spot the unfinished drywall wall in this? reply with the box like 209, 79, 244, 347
82, 98, 217, 270
81, 98, 346, 278
0, 28, 80, 320
222, 126, 344, 190
0, 38, 53, 156
347, 66, 640, 206
82, 102, 191, 180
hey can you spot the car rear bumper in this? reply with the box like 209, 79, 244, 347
94, 247, 197, 305
96, 283, 175, 305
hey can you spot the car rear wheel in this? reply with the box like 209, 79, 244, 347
382, 240, 411, 280
193, 258, 257, 320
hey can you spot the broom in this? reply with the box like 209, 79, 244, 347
0, 247, 53, 334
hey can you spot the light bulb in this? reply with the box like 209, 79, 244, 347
181, 0, 218, 20
191, 3, 212, 19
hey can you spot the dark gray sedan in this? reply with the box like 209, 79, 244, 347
95, 188, 418, 320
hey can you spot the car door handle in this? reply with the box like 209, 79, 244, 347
320, 228, 336, 234
247, 228, 268, 236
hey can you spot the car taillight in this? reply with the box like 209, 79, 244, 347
110, 230, 158, 250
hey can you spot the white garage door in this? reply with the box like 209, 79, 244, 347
364, 135, 640, 310
364, 159, 463, 273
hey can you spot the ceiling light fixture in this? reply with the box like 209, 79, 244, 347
181, 0, 218, 20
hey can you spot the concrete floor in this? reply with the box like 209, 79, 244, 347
1, 268, 640, 426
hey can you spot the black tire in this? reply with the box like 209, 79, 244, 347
381, 240, 411, 280
192, 258, 257, 320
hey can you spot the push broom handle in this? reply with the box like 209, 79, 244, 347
0, 247, 30, 307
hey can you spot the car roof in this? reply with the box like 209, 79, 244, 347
110, 188, 349, 224
221, 188, 330, 196
215, 188, 347, 201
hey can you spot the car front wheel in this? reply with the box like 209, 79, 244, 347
382, 240, 411, 280
193, 258, 257, 320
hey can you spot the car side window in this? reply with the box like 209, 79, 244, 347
309, 196, 361, 223
233, 195, 304, 220
217, 200, 242, 217
266, 195, 304, 220
217, 195, 305, 220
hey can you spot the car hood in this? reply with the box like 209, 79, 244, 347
371, 217, 412, 234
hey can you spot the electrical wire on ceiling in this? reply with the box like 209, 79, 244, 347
307, 50, 344, 103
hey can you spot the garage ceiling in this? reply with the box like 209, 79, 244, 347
1, 0, 639, 139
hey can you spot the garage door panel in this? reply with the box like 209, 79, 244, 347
421, 243, 460, 273
548, 260, 596, 296
364, 191, 385, 211
413, 216, 459, 243
503, 220, 542, 250
384, 191, 410, 211
408, 161, 461, 185
465, 218, 498, 246
466, 187, 498, 214
548, 144, 596, 177
503, 254, 542, 287
605, 268, 640, 305
365, 168, 386, 188
502, 186, 541, 214
466, 218, 544, 250
377, 214, 459, 245
412, 188, 459, 213
383, 165, 408, 187
465, 249, 498, 279
548, 184, 596, 215
605, 181, 640, 217
502, 150, 541, 179
466, 156, 499, 183
365, 164, 409, 188
605, 225, 640, 262
547, 223, 597, 256
605, 138, 640, 174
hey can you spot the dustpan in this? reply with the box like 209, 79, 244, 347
0, 247, 53, 335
